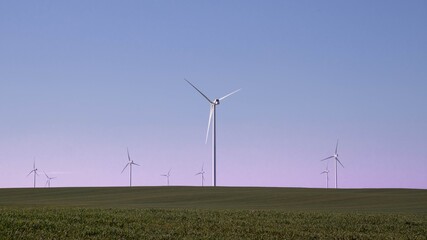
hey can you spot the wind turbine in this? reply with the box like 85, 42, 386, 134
27, 158, 39, 188
121, 148, 140, 187
321, 139, 344, 189
185, 79, 240, 187
161, 169, 171, 186
320, 163, 329, 189
195, 164, 205, 187
44, 172, 56, 188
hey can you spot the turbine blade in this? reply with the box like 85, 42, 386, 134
336, 158, 344, 168
121, 163, 130, 173
184, 78, 213, 103
127, 148, 131, 162
219, 88, 241, 101
205, 105, 214, 144
33, 158, 35, 169
44, 171, 49, 178
195, 172, 201, 176
320, 156, 334, 161
27, 170, 34, 177
133, 162, 140, 166
335, 139, 339, 154
168, 169, 171, 175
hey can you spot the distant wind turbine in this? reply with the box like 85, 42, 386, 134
195, 164, 205, 187
121, 148, 140, 187
161, 169, 171, 186
320, 163, 329, 189
321, 139, 344, 189
185, 78, 241, 187
44, 172, 56, 188
27, 158, 39, 188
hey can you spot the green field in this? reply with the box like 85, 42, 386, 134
0, 187, 426, 239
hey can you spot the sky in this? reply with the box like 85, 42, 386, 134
0, 1, 426, 189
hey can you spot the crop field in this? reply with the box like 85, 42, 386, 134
0, 187, 426, 239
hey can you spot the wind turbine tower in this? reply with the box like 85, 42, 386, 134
161, 169, 171, 186
321, 139, 344, 189
185, 79, 240, 187
27, 159, 39, 188
320, 164, 329, 189
195, 164, 205, 187
44, 172, 56, 188
121, 148, 140, 187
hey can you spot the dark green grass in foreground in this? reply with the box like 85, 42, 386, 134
0, 187, 426, 239
1, 208, 426, 239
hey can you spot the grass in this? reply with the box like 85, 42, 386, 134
0, 187, 426, 239
1, 208, 426, 239
0, 186, 426, 213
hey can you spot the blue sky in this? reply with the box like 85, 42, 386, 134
0, 1, 426, 188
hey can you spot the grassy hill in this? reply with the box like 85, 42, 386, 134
0, 186, 426, 214
1, 187, 426, 239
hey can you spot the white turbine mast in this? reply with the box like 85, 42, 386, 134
185, 78, 240, 187
195, 163, 205, 187
121, 148, 140, 187
320, 162, 329, 189
44, 171, 56, 188
27, 158, 39, 188
161, 169, 171, 186
321, 139, 344, 189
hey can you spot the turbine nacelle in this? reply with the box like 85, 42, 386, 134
213, 99, 220, 105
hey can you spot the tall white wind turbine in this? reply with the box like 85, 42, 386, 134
121, 148, 140, 187
161, 169, 171, 186
185, 79, 240, 187
321, 139, 344, 189
27, 159, 39, 188
320, 163, 329, 189
195, 164, 205, 187
44, 172, 56, 188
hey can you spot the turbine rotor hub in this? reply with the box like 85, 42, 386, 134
214, 99, 220, 105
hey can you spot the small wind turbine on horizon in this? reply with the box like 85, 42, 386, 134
185, 78, 241, 187
121, 148, 140, 187
161, 169, 171, 186
44, 172, 56, 188
27, 158, 39, 188
321, 139, 344, 189
320, 163, 329, 189
195, 164, 205, 187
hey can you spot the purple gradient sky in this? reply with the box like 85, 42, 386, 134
0, 1, 426, 189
